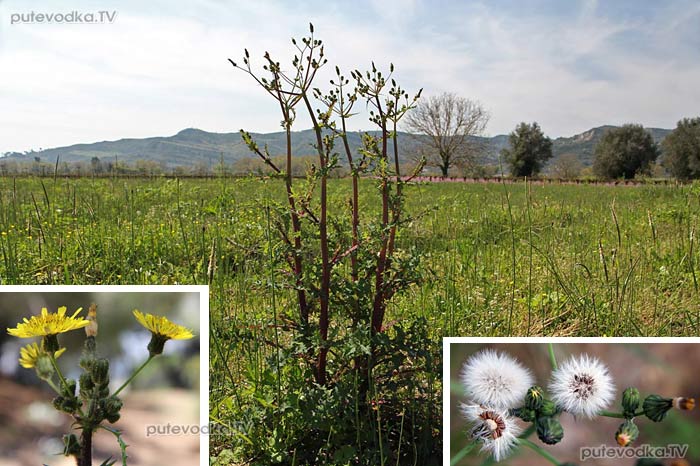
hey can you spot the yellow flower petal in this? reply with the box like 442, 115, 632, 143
132, 309, 194, 340
7, 306, 88, 338
18, 342, 66, 369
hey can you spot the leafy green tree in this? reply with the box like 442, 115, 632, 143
593, 124, 659, 179
502, 122, 553, 177
662, 117, 700, 180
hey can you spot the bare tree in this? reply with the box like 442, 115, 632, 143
405, 92, 489, 177
550, 153, 583, 180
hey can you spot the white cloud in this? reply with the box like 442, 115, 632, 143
0, 0, 698, 153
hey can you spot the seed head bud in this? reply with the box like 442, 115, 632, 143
91, 358, 110, 386
643, 394, 673, 422
536, 416, 564, 445
525, 386, 545, 410
615, 419, 639, 447
622, 387, 640, 418
512, 407, 536, 422
538, 399, 558, 417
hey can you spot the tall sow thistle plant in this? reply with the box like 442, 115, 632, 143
225, 24, 439, 464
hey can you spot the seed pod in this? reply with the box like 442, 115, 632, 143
622, 387, 640, 418
536, 416, 564, 445
615, 419, 639, 447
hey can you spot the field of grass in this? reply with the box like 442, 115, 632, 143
1, 176, 699, 463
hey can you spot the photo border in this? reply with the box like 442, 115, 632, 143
443, 336, 700, 466
0, 284, 210, 465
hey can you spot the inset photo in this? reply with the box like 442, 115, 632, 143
445, 339, 700, 466
0, 285, 208, 466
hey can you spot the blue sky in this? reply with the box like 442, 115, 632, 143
1, 0, 699, 154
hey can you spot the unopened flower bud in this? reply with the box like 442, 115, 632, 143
512, 407, 536, 422
622, 387, 640, 418
52, 395, 80, 414
35, 354, 55, 381
62, 433, 80, 456
62, 379, 77, 398
538, 399, 558, 417
615, 419, 639, 447
79, 372, 94, 400
525, 386, 545, 410
643, 394, 673, 422
91, 358, 110, 386
104, 396, 123, 424
536, 416, 564, 445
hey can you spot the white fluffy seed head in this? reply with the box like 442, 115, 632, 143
549, 354, 616, 419
460, 349, 534, 410
460, 404, 521, 462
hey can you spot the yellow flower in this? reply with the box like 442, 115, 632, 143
19, 342, 66, 369
132, 310, 194, 340
132, 310, 194, 356
7, 306, 88, 338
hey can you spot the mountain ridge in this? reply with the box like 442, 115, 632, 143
2, 125, 672, 170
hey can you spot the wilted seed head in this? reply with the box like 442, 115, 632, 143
85, 303, 98, 338
673, 397, 695, 411
461, 404, 521, 462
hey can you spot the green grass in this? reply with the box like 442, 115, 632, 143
1, 176, 699, 463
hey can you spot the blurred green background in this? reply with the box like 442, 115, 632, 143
0, 290, 202, 466
449, 343, 700, 466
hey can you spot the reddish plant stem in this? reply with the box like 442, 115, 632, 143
283, 123, 309, 325
340, 116, 360, 283
304, 94, 330, 386
371, 95, 390, 335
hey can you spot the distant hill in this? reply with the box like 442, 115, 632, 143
1, 125, 672, 171
551, 125, 671, 166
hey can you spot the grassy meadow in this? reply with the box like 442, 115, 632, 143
1, 176, 699, 463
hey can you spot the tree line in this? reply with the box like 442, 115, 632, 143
404, 92, 700, 180
3, 100, 698, 180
